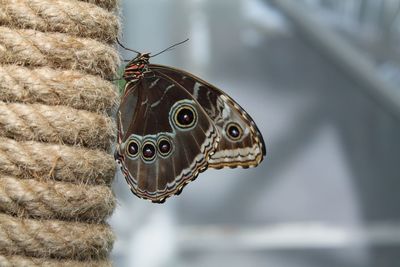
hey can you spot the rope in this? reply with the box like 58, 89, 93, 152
0, 27, 119, 78
0, 137, 115, 184
0, 0, 119, 42
0, 102, 115, 149
0, 214, 113, 259
0, 0, 120, 265
0, 255, 112, 267
0, 175, 114, 222
0, 65, 118, 113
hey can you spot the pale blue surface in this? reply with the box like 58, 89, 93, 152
111, 1, 400, 266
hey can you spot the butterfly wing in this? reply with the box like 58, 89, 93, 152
115, 72, 219, 202
151, 64, 266, 169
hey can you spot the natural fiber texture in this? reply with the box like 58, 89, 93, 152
0, 27, 119, 78
0, 175, 115, 222
79, 0, 119, 11
0, 255, 112, 267
0, 65, 118, 113
0, 101, 115, 149
0, 0, 120, 264
0, 137, 115, 185
0, 0, 120, 42
0, 213, 114, 260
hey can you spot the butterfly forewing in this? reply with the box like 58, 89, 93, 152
115, 71, 219, 202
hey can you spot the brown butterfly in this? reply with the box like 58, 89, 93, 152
115, 40, 266, 203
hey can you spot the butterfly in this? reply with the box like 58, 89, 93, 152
114, 40, 266, 203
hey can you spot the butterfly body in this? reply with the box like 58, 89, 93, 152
115, 53, 265, 203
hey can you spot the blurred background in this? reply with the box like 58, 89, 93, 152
111, 0, 400, 266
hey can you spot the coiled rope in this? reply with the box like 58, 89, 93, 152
0, 0, 120, 266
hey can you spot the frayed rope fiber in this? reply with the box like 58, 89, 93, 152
0, 27, 119, 79
0, 0, 120, 265
0, 214, 114, 259
0, 102, 115, 150
0, 66, 118, 113
0, 0, 120, 43
0, 137, 115, 185
0, 255, 112, 267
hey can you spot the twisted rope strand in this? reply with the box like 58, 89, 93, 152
0, 65, 118, 113
79, 0, 119, 11
0, 101, 115, 149
0, 0, 120, 43
0, 175, 115, 222
0, 137, 115, 185
0, 0, 120, 263
0, 213, 114, 260
0, 27, 120, 78
0, 255, 112, 267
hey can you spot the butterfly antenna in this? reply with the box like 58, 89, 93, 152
150, 38, 189, 58
116, 38, 141, 55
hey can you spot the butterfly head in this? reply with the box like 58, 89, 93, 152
123, 53, 151, 82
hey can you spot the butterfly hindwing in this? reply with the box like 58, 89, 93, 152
152, 65, 266, 169
115, 73, 219, 202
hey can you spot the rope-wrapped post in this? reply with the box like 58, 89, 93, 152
0, 0, 120, 266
